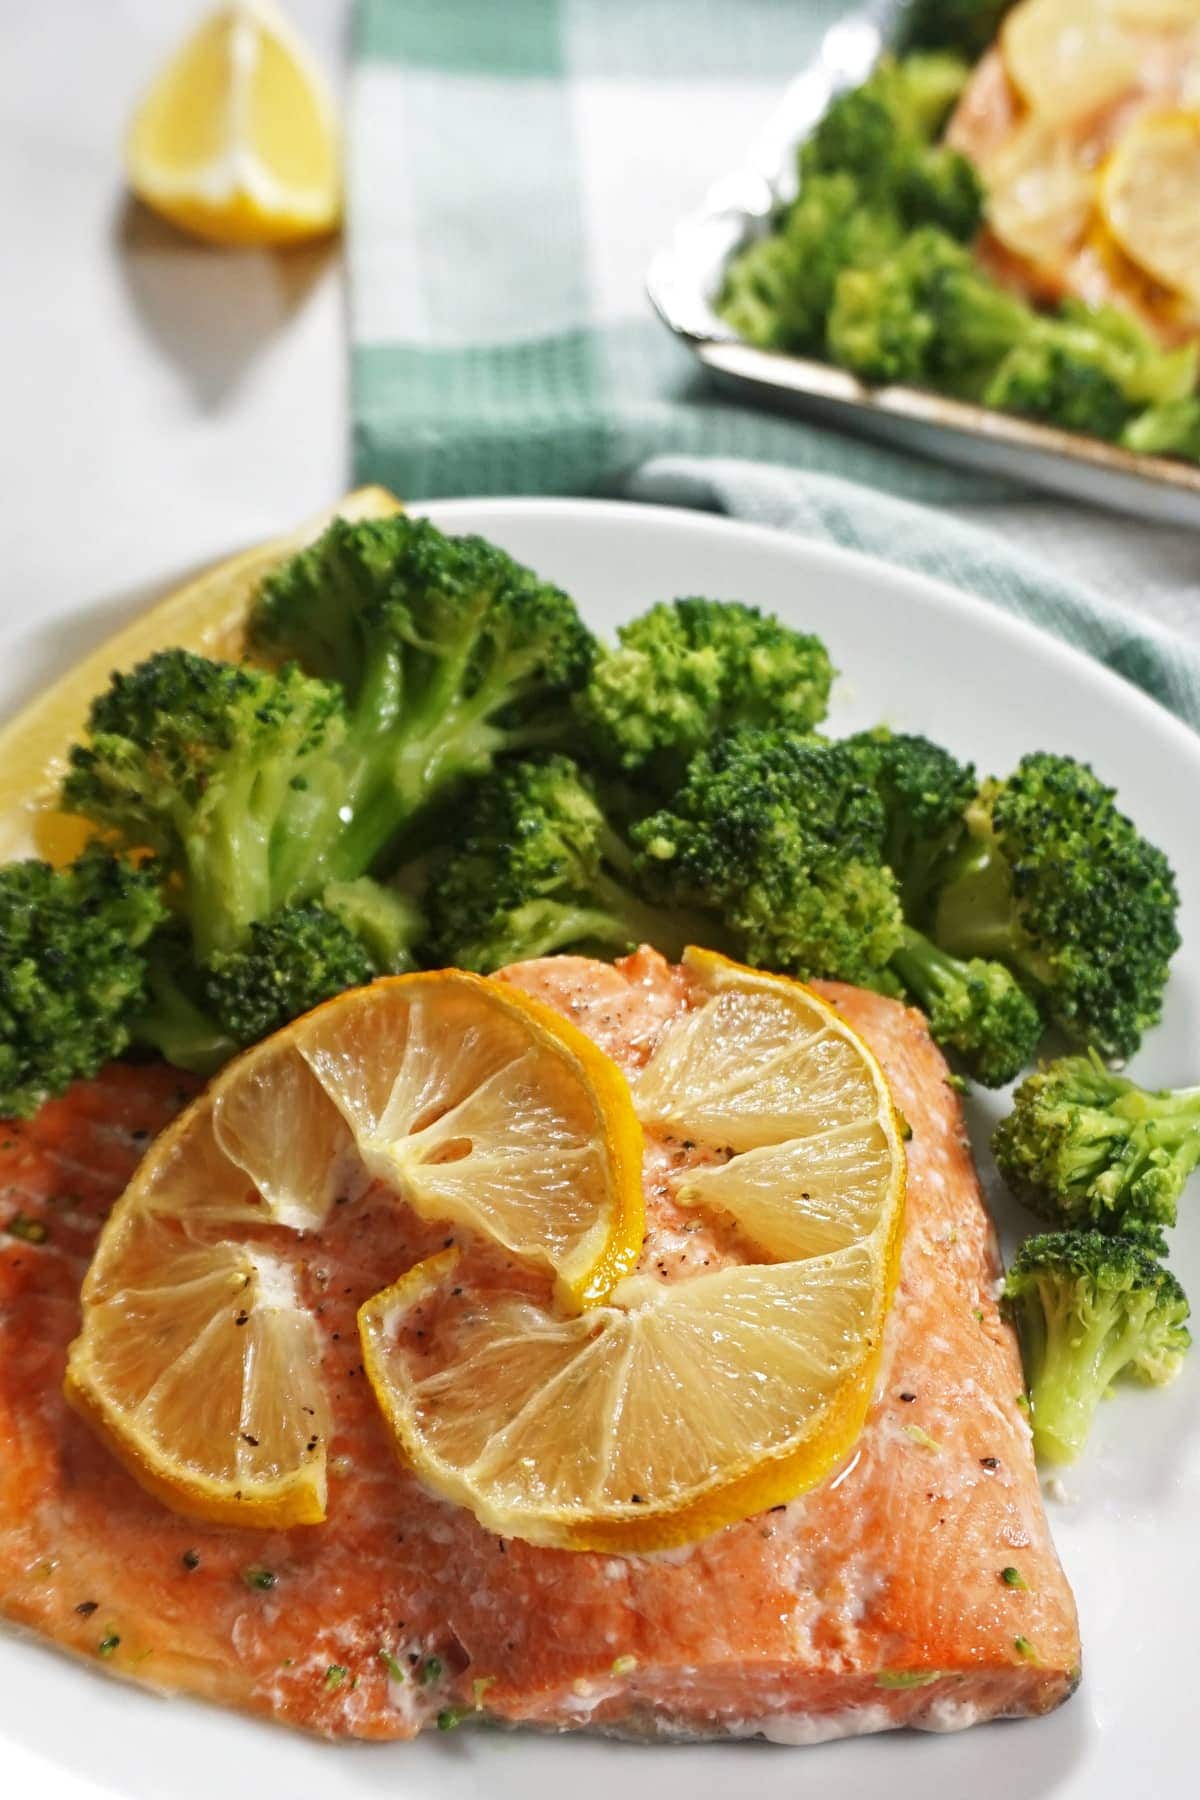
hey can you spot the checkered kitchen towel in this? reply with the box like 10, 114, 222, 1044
348, 0, 1200, 731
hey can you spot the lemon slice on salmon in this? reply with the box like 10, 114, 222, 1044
360, 953, 905, 1552
126, 1, 340, 247
66, 972, 645, 1527
0, 487, 400, 866
1100, 110, 1200, 309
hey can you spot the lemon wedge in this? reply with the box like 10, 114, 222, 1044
360, 952, 905, 1552
1100, 110, 1200, 309
125, 1, 340, 247
65, 972, 645, 1527
0, 487, 400, 866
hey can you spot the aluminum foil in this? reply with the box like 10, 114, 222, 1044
645, 1, 1200, 527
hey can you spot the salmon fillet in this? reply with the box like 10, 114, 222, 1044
0, 951, 1079, 1742
947, 44, 1200, 342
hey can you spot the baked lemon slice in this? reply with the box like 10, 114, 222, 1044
360, 952, 906, 1552
1001, 0, 1140, 123
126, 1, 340, 247
0, 487, 400, 865
65, 972, 645, 1527
984, 116, 1095, 274
1100, 110, 1200, 309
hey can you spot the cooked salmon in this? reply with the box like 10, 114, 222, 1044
947, 44, 1200, 342
0, 951, 1079, 1742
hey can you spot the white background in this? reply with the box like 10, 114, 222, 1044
0, 1, 345, 655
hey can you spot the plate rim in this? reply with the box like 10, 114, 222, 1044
1, 492, 1196, 1798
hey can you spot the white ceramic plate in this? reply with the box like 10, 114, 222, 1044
1, 498, 1196, 1799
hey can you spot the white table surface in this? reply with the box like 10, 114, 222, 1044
0, 0, 347, 658
2, 0, 1198, 679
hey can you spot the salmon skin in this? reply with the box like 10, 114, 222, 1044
0, 951, 1079, 1742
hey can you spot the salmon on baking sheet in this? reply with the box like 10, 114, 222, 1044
946, 40, 1200, 341
0, 950, 1079, 1743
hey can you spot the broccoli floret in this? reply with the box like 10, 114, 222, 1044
718, 173, 902, 353
634, 731, 905, 986
322, 877, 423, 975
133, 926, 239, 1077
1003, 1230, 1190, 1463
994, 1053, 1200, 1249
427, 756, 717, 971
891, 925, 1041, 1087
841, 728, 976, 918
203, 904, 375, 1045
250, 515, 595, 882
63, 650, 345, 961
133, 880, 421, 1074
841, 729, 1040, 1084
901, 1, 1016, 62
984, 337, 1133, 439
827, 229, 1029, 387
1123, 396, 1200, 462
801, 57, 982, 239
898, 142, 986, 242
932, 753, 1179, 1058
574, 597, 834, 791
0, 849, 166, 1116
983, 303, 1196, 439
1057, 301, 1198, 407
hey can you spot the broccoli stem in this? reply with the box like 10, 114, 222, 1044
887, 923, 1040, 1087
133, 955, 237, 1076
931, 836, 1019, 962
1021, 1275, 1150, 1464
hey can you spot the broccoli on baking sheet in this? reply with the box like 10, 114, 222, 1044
994, 1053, 1200, 1252
716, 35, 1200, 459
1004, 1231, 1191, 1464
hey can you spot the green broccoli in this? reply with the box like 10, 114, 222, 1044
63, 650, 345, 961
890, 926, 1041, 1087
984, 338, 1134, 440
427, 756, 717, 972
0, 849, 166, 1117
133, 878, 422, 1075
1003, 1230, 1190, 1463
574, 597, 834, 790
801, 56, 982, 239
633, 730, 905, 987
840, 728, 976, 918
994, 1053, 1200, 1250
250, 514, 595, 883
1123, 395, 1200, 462
827, 229, 1029, 388
932, 753, 1180, 1058
901, 1, 1016, 63
841, 729, 1040, 1084
132, 926, 239, 1077
1056, 301, 1198, 408
718, 173, 902, 354
203, 904, 376, 1045
321, 877, 424, 976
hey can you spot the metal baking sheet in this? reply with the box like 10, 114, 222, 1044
646, 1, 1200, 528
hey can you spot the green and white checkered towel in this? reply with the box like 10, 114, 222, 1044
348, 0, 1200, 732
